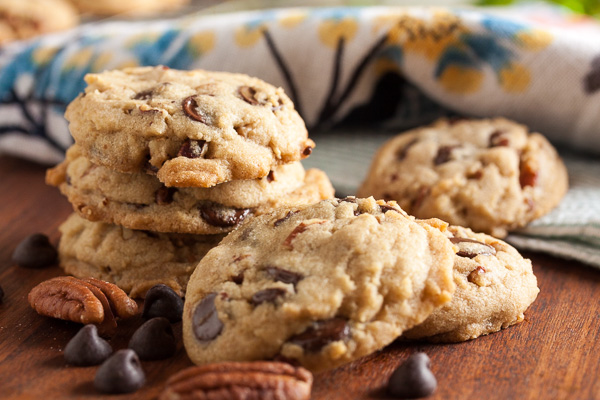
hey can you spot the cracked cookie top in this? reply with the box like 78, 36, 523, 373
65, 66, 313, 188
182, 197, 456, 372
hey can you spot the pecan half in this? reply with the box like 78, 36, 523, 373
28, 277, 138, 334
159, 361, 312, 400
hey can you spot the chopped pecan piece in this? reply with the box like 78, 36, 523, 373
159, 361, 312, 400
519, 159, 538, 188
283, 220, 328, 249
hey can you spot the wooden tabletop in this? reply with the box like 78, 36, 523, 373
0, 155, 599, 400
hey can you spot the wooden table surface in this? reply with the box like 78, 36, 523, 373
1, 155, 599, 400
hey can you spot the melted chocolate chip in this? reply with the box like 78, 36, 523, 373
182, 96, 206, 123
199, 204, 250, 227
519, 160, 538, 188
434, 145, 458, 165
192, 293, 223, 342
155, 186, 176, 205
12, 233, 57, 269
251, 288, 287, 305
302, 146, 313, 157
178, 139, 207, 159
387, 352, 437, 398
467, 266, 487, 285
133, 90, 154, 100
289, 318, 350, 352
64, 325, 112, 366
239, 86, 260, 105
142, 284, 184, 323
339, 196, 357, 204
489, 130, 510, 147
274, 211, 297, 227
129, 317, 176, 361
397, 138, 418, 160
449, 237, 496, 258
94, 349, 145, 394
266, 170, 275, 183
231, 271, 245, 284
380, 204, 401, 214
265, 267, 303, 285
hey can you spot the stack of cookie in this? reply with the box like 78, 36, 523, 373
47, 66, 334, 298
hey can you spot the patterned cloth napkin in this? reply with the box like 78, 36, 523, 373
0, 3, 598, 268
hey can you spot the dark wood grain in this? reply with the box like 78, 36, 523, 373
0, 156, 599, 400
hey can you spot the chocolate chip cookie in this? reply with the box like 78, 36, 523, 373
403, 224, 539, 342
182, 197, 456, 372
357, 118, 568, 238
47, 145, 333, 234
0, 0, 78, 44
65, 66, 314, 188
58, 213, 225, 298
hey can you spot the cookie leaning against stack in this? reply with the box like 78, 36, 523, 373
47, 66, 334, 297
183, 197, 457, 372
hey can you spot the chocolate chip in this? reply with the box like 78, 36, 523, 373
142, 284, 184, 323
12, 233, 57, 269
266, 170, 275, 183
64, 324, 112, 366
449, 237, 496, 258
178, 139, 207, 159
339, 196, 357, 204
239, 86, 260, 105
129, 317, 176, 361
231, 271, 244, 284
289, 318, 350, 352
265, 267, 303, 285
182, 96, 206, 123
387, 352, 437, 398
397, 138, 418, 160
155, 186, 176, 205
251, 288, 287, 306
467, 266, 487, 285
489, 130, 510, 147
199, 203, 250, 227
302, 146, 313, 157
434, 145, 457, 165
380, 204, 401, 214
94, 349, 145, 394
274, 211, 297, 227
133, 90, 153, 100
192, 293, 223, 342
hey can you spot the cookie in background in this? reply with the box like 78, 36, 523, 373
357, 118, 568, 238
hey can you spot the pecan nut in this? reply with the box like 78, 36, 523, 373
28, 276, 138, 334
159, 361, 312, 400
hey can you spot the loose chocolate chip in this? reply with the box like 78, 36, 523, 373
449, 237, 496, 258
433, 145, 457, 165
142, 284, 184, 323
182, 96, 206, 123
489, 130, 510, 147
129, 317, 176, 361
94, 349, 145, 394
265, 267, 303, 286
155, 186, 176, 205
266, 170, 275, 183
274, 211, 297, 227
397, 138, 418, 160
239, 86, 260, 105
387, 352, 437, 398
289, 318, 350, 352
64, 324, 112, 366
178, 139, 207, 159
192, 293, 223, 342
199, 204, 250, 228
302, 146, 313, 157
251, 288, 287, 306
12, 233, 57, 269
